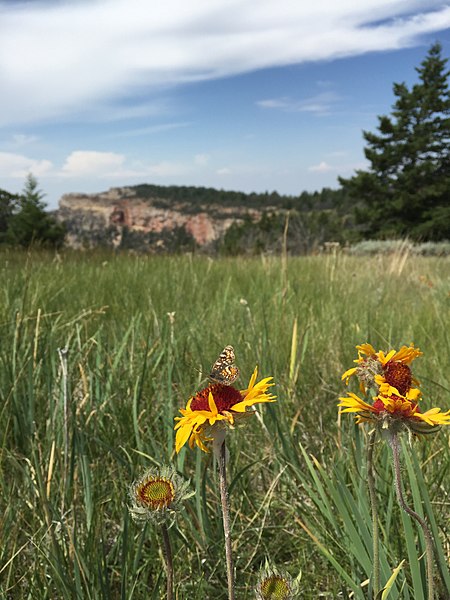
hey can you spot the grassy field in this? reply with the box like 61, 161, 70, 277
1, 249, 449, 599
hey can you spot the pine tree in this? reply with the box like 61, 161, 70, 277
6, 174, 66, 248
0, 188, 19, 243
339, 43, 450, 240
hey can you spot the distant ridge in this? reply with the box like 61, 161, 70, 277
56, 183, 348, 253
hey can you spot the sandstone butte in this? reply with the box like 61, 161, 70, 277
56, 187, 274, 250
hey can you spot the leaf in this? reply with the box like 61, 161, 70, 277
375, 560, 406, 600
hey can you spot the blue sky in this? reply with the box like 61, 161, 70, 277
1, 1, 450, 209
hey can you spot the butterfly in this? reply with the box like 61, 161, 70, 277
209, 345, 239, 385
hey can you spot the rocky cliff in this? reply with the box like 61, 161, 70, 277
57, 186, 273, 251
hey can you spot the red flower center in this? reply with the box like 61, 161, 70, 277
383, 361, 412, 395
190, 383, 243, 413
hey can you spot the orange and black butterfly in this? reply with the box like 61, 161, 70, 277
209, 345, 239, 385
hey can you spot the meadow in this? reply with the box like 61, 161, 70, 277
0, 249, 449, 599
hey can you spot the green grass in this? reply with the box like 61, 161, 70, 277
0, 249, 449, 599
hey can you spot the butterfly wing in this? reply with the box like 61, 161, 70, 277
209, 345, 239, 385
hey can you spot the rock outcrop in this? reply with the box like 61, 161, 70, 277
56, 186, 271, 251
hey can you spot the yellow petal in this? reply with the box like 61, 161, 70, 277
208, 391, 218, 416
406, 387, 421, 401
175, 424, 194, 453
248, 366, 258, 389
232, 396, 275, 412
417, 407, 450, 426
338, 393, 375, 413
341, 367, 357, 383
356, 343, 376, 356
377, 349, 396, 365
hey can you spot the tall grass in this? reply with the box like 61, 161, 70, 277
0, 249, 449, 598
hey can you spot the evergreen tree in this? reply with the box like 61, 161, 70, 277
6, 174, 66, 248
0, 188, 19, 242
339, 43, 450, 240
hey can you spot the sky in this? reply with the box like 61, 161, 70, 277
1, 1, 450, 209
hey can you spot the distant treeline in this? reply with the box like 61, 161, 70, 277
132, 183, 350, 212
127, 184, 356, 255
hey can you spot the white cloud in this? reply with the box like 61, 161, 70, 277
308, 161, 336, 172
61, 151, 125, 176
61, 151, 192, 178
217, 167, 231, 175
0, 1, 449, 126
0, 148, 199, 180
0, 152, 52, 177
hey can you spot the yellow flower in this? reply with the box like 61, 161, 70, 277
338, 391, 450, 432
375, 344, 423, 366
342, 343, 422, 395
174, 367, 276, 453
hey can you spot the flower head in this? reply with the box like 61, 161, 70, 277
338, 391, 450, 431
174, 366, 276, 453
255, 563, 300, 600
128, 466, 193, 525
342, 343, 422, 395
339, 343, 450, 435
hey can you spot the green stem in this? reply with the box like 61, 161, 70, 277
367, 430, 380, 598
389, 432, 435, 600
218, 439, 235, 600
57, 346, 69, 514
161, 523, 174, 600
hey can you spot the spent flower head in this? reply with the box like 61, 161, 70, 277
128, 465, 193, 525
255, 563, 300, 600
174, 366, 276, 453
339, 343, 450, 435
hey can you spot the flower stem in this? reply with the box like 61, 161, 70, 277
161, 523, 174, 600
389, 432, 435, 600
367, 430, 380, 598
218, 439, 235, 600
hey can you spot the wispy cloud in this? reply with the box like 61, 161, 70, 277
1, 1, 449, 126
194, 153, 210, 166
308, 159, 367, 173
257, 91, 340, 115
10, 134, 39, 147
217, 167, 231, 175
111, 122, 191, 138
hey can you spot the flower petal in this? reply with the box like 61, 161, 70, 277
338, 392, 376, 413
208, 391, 218, 416
175, 424, 194, 453
341, 367, 357, 383
415, 407, 450, 426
